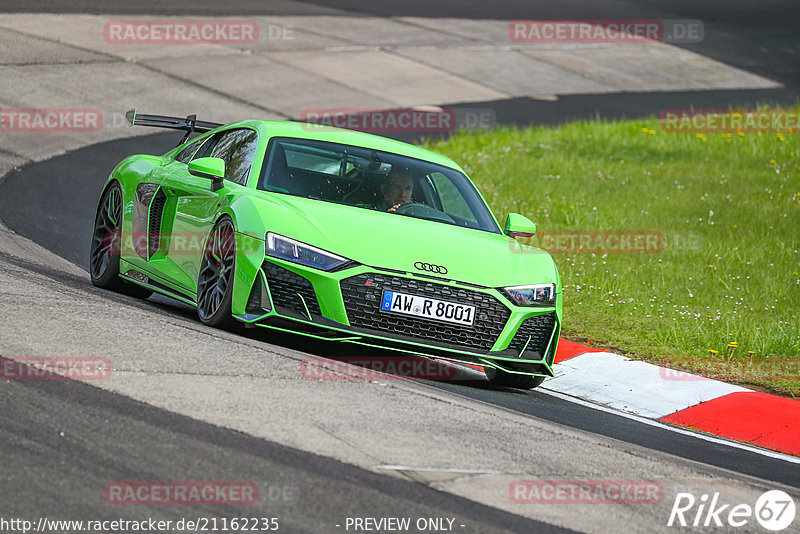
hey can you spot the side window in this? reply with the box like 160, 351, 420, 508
174, 135, 209, 163
209, 129, 258, 186
431, 172, 477, 222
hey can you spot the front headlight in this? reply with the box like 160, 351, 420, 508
501, 283, 556, 307
265, 233, 349, 271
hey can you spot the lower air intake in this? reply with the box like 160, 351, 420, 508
263, 262, 321, 318
507, 312, 557, 358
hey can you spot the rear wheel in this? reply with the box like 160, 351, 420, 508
89, 183, 152, 299
484, 365, 546, 390
197, 217, 237, 329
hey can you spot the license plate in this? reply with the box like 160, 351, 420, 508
380, 290, 476, 326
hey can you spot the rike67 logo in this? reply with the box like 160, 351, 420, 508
668, 490, 796, 531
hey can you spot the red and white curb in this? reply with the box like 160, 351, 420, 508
544, 340, 800, 458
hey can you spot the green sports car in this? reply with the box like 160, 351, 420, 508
90, 111, 561, 389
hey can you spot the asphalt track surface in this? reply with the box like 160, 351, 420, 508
2, 132, 799, 493
2, 0, 799, 127
0, 362, 569, 534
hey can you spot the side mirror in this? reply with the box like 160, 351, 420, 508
504, 213, 537, 238
188, 157, 225, 192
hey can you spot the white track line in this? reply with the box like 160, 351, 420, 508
538, 388, 800, 464
375, 465, 501, 474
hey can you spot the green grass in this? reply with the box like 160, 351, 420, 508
423, 112, 800, 397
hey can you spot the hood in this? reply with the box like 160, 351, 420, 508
251, 193, 558, 288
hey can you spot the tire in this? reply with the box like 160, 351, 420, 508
89, 182, 152, 299
484, 365, 546, 390
196, 216, 237, 330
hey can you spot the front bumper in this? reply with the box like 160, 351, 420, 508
235, 258, 561, 377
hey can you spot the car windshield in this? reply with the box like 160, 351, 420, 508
257, 137, 500, 233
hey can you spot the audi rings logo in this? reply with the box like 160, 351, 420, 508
414, 262, 448, 275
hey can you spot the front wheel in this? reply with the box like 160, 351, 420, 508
196, 217, 237, 329
484, 365, 546, 390
89, 182, 152, 299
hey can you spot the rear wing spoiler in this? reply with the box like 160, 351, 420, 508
125, 109, 224, 146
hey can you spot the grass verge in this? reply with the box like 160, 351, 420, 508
423, 110, 800, 397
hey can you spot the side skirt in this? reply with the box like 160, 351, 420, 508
120, 270, 197, 307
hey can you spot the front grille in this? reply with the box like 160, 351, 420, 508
263, 262, 321, 318
340, 272, 510, 351
507, 312, 556, 358
148, 189, 166, 258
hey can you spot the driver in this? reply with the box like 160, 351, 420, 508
378, 170, 414, 212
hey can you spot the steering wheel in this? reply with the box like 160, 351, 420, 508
392, 202, 455, 224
